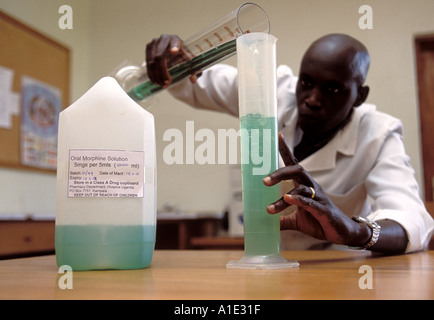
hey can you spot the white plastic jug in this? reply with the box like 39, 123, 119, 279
55, 77, 156, 270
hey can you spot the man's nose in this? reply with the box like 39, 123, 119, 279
305, 87, 322, 108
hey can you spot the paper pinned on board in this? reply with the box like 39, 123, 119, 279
0, 65, 20, 129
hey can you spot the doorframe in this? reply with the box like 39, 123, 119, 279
414, 33, 434, 201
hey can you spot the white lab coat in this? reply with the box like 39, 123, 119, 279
169, 64, 434, 252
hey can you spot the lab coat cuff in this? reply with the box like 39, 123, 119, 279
367, 209, 431, 253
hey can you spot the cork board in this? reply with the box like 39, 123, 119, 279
0, 10, 70, 173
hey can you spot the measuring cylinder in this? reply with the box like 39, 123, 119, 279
226, 33, 299, 269
113, 2, 270, 105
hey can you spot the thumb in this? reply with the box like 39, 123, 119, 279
278, 132, 298, 166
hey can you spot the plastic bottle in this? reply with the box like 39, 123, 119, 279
55, 77, 156, 270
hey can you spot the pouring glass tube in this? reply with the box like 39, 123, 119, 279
226, 32, 299, 269
113, 2, 270, 104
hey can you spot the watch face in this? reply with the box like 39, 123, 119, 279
359, 217, 369, 224
351, 216, 381, 249
352, 216, 366, 223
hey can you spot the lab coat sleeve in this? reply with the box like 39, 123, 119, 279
168, 64, 239, 116
364, 120, 434, 252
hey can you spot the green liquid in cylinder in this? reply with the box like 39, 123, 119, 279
240, 113, 280, 256
128, 40, 237, 101
55, 225, 155, 270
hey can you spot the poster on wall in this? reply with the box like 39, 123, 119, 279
20, 76, 61, 170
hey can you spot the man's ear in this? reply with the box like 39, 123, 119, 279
354, 85, 369, 107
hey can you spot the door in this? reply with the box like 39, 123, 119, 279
415, 34, 434, 202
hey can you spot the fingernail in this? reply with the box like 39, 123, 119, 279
267, 204, 275, 212
283, 194, 293, 202
263, 176, 271, 185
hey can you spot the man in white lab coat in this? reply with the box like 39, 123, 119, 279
146, 33, 434, 254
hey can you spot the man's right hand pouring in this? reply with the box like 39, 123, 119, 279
146, 34, 200, 87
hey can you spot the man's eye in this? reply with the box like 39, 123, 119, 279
327, 87, 340, 94
301, 79, 312, 87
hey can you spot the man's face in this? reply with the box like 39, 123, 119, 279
295, 49, 362, 135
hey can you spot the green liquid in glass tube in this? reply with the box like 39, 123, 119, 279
240, 113, 280, 257
127, 40, 237, 101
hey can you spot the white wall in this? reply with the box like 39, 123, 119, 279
1, 0, 433, 217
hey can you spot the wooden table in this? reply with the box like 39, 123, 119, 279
0, 220, 55, 258
0, 250, 433, 300
0, 213, 224, 257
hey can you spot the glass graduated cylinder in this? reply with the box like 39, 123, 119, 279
114, 3, 270, 103
127, 40, 236, 101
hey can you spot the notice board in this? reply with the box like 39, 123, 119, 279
0, 10, 70, 173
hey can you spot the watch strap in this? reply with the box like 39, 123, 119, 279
351, 216, 381, 249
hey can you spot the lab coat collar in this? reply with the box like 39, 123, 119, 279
300, 104, 374, 172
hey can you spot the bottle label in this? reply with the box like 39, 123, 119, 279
67, 149, 145, 198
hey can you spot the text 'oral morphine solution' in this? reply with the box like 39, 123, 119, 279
55, 77, 156, 270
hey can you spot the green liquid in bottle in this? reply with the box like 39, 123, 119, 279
128, 40, 237, 101
55, 224, 155, 270
240, 113, 280, 256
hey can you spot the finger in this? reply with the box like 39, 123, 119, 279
171, 37, 194, 62
169, 37, 182, 55
189, 72, 203, 84
263, 166, 295, 186
155, 34, 173, 56
266, 197, 290, 214
155, 36, 173, 86
189, 74, 198, 84
146, 39, 171, 86
263, 132, 305, 186
167, 36, 195, 73
283, 194, 324, 221
146, 39, 160, 84
267, 184, 315, 214
284, 193, 311, 206
154, 56, 171, 87
288, 184, 317, 200
150, 35, 175, 86
278, 132, 299, 166
263, 164, 311, 187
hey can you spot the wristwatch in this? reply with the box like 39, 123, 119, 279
351, 216, 381, 249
